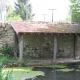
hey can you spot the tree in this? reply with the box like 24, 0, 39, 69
70, 0, 80, 19
14, 0, 34, 20
6, 4, 22, 21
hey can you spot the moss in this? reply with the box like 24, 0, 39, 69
3, 67, 44, 80
35, 64, 67, 69
57, 68, 74, 72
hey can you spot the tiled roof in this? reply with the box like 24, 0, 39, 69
11, 21, 80, 34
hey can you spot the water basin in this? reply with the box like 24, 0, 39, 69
3, 65, 80, 80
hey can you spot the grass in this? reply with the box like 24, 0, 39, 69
0, 56, 18, 63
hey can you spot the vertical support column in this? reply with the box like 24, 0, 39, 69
14, 32, 18, 57
19, 34, 23, 63
73, 34, 76, 58
53, 34, 57, 61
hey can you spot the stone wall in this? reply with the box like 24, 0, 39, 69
23, 34, 54, 58
57, 35, 74, 58
76, 36, 80, 58
23, 34, 77, 58
0, 22, 14, 48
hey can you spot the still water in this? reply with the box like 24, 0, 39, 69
31, 67, 80, 80
3, 65, 80, 80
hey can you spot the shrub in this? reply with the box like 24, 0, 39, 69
0, 44, 13, 57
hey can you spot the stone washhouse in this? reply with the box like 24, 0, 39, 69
11, 21, 80, 62
1, 21, 80, 63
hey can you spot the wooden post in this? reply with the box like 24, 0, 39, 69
14, 32, 18, 57
19, 34, 23, 63
53, 34, 57, 61
73, 34, 76, 58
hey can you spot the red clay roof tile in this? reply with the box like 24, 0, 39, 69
11, 21, 80, 34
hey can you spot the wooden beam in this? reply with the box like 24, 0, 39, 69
14, 32, 18, 57
19, 34, 23, 63
11, 23, 19, 34
53, 34, 57, 61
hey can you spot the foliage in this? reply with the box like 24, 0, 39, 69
6, 4, 22, 21
2, 70, 13, 80
69, 0, 80, 19
0, 61, 13, 80
0, 44, 13, 57
65, 15, 71, 23
0, 56, 17, 80
1, 56, 18, 64
14, 0, 35, 20
0, 66, 3, 80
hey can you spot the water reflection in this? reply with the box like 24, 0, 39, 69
53, 68, 56, 80
26, 66, 80, 80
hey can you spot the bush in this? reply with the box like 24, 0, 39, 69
0, 44, 13, 57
